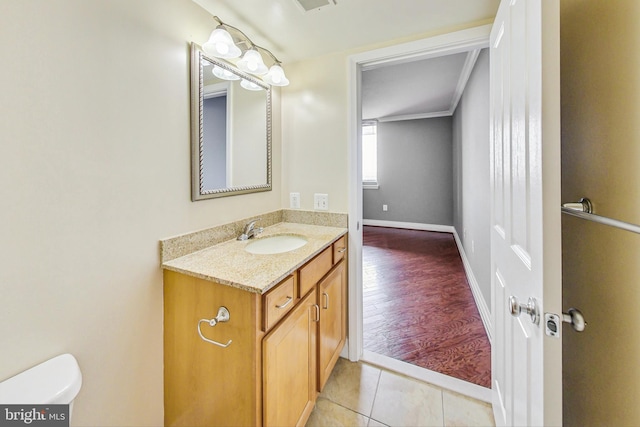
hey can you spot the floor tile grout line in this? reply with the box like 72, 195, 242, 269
440, 388, 445, 427
368, 368, 383, 419
315, 396, 369, 421
316, 366, 382, 420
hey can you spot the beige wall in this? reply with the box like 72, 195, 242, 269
281, 52, 350, 211
0, 1, 281, 425
561, 1, 640, 425
0, 1, 492, 424
230, 81, 269, 187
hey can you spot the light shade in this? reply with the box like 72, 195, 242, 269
202, 28, 241, 59
240, 79, 263, 91
263, 64, 290, 86
212, 65, 240, 81
237, 49, 268, 76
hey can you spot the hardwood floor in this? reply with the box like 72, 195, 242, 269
362, 226, 491, 388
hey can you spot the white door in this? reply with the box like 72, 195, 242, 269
490, 1, 563, 426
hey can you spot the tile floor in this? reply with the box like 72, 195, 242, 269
306, 358, 495, 427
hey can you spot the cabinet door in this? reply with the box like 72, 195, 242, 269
263, 289, 317, 427
317, 260, 347, 391
164, 271, 261, 427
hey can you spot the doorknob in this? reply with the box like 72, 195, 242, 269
562, 308, 586, 332
509, 296, 540, 325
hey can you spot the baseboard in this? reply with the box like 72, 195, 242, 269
452, 230, 493, 344
363, 219, 455, 233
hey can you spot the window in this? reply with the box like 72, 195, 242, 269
362, 122, 379, 189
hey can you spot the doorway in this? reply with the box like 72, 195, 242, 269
347, 25, 493, 400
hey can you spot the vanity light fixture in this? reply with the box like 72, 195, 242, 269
264, 64, 290, 86
237, 49, 269, 76
203, 28, 241, 59
204, 16, 290, 87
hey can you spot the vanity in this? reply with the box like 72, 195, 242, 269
165, 30, 343, 425
161, 220, 347, 427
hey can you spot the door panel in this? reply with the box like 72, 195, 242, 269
492, 270, 507, 425
490, 0, 562, 425
263, 289, 317, 427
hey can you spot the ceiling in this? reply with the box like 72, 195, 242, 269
192, 0, 499, 63
362, 51, 480, 121
193, 0, 498, 120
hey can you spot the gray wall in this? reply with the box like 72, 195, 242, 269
203, 95, 227, 189
363, 117, 453, 225
452, 48, 491, 309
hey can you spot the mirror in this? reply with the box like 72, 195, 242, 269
190, 42, 272, 200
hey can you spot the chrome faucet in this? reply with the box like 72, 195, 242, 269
237, 218, 263, 241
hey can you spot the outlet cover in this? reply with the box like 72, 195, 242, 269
382, 204, 388, 212
314, 193, 329, 210
290, 192, 300, 209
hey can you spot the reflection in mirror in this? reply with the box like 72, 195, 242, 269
202, 82, 229, 189
191, 43, 272, 200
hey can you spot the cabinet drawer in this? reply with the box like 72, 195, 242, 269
299, 246, 332, 297
263, 275, 296, 331
333, 236, 347, 264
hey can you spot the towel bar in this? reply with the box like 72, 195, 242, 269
561, 197, 640, 235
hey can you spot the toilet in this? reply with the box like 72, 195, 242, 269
0, 354, 82, 418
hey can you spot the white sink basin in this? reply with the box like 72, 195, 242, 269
245, 234, 308, 255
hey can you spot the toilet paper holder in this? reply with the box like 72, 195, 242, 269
197, 306, 232, 348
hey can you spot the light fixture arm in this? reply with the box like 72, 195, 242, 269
212, 16, 282, 66
253, 44, 282, 66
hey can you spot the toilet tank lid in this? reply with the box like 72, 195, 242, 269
0, 354, 82, 404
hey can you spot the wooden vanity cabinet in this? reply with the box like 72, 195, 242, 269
163, 270, 263, 427
263, 275, 296, 331
163, 234, 347, 427
299, 246, 332, 297
263, 288, 317, 427
317, 260, 347, 391
333, 235, 347, 264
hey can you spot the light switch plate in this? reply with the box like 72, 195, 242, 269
314, 193, 328, 210
290, 192, 300, 209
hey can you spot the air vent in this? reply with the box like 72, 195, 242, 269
294, 0, 337, 12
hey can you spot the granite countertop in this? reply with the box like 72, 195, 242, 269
161, 222, 347, 294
